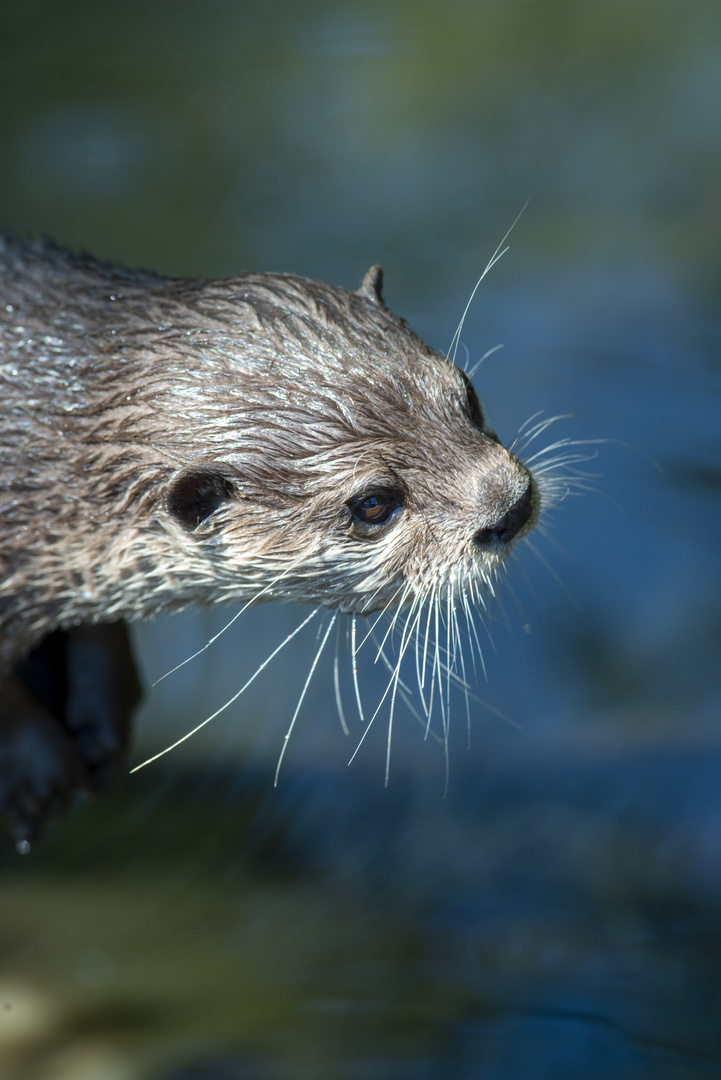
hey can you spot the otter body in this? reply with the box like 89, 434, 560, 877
0, 232, 537, 842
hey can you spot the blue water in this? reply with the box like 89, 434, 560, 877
1, 2, 720, 1077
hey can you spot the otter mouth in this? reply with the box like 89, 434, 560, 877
472, 478, 537, 550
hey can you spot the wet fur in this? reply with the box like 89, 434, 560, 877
0, 231, 539, 842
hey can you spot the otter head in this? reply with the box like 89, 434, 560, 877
156, 265, 538, 617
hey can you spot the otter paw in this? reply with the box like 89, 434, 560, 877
0, 681, 90, 847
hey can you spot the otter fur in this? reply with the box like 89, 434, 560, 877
0, 231, 537, 844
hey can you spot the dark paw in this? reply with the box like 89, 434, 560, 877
63, 622, 142, 788
0, 678, 89, 847
2, 621, 142, 846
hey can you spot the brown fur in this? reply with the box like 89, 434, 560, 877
0, 231, 537, 842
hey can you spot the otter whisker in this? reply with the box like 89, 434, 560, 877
512, 410, 545, 443
274, 611, 336, 786
447, 201, 529, 367
132, 605, 321, 772
351, 615, 366, 728
369, 594, 422, 698
460, 591, 479, 682
536, 479, 597, 509
354, 581, 407, 655
433, 594, 451, 791
413, 594, 427, 713
419, 590, 436, 698
432, 595, 447, 744
444, 587, 462, 739
333, 615, 350, 737
382, 598, 428, 786
445, 589, 454, 722
533, 459, 601, 508
513, 414, 573, 455
367, 626, 416, 702
366, 623, 443, 744
449, 594, 473, 750
348, 593, 425, 781
372, 582, 415, 665
462, 590, 487, 682
152, 551, 309, 686
413, 603, 492, 705
465, 343, 505, 381
524, 434, 582, 460
532, 457, 599, 482
524, 438, 599, 467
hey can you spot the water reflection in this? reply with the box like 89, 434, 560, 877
1, 0, 720, 1077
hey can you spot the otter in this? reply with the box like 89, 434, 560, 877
0, 231, 539, 844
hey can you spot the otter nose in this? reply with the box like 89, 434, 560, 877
473, 481, 533, 547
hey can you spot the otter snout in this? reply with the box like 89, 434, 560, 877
473, 478, 534, 547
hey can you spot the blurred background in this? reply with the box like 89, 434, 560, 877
1, 1, 720, 1077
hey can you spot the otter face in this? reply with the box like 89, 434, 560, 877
161, 357, 537, 618
152, 266, 541, 619
330, 422, 538, 615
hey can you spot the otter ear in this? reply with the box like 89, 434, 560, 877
165, 465, 236, 532
355, 265, 385, 307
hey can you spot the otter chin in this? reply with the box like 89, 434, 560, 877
0, 231, 539, 844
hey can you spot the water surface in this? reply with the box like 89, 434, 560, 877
1, 2, 720, 1077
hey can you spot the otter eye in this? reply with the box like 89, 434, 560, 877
458, 370, 485, 430
347, 489, 404, 537
355, 494, 395, 524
